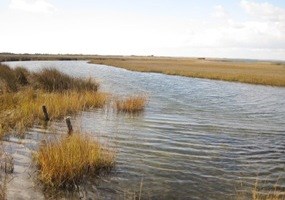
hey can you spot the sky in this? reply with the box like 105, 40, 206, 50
0, 0, 285, 60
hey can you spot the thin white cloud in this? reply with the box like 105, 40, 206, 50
192, 2, 284, 49
213, 5, 229, 19
176, 1, 285, 59
9, 0, 57, 13
241, 0, 285, 22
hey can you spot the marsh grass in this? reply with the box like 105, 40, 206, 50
0, 65, 107, 138
0, 64, 20, 93
32, 68, 98, 92
116, 95, 147, 113
35, 133, 115, 188
91, 57, 285, 87
0, 89, 108, 138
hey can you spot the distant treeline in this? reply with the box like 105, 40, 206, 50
0, 53, 98, 62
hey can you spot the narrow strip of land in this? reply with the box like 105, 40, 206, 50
1, 53, 284, 86
90, 57, 285, 87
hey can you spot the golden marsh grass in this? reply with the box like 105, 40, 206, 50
0, 89, 108, 138
35, 133, 115, 188
116, 95, 147, 113
0, 65, 108, 138
90, 57, 285, 86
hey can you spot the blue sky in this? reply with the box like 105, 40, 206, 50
0, 0, 285, 60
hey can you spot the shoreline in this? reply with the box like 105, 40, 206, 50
89, 57, 285, 87
1, 53, 285, 87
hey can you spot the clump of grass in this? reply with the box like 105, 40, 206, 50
0, 64, 19, 93
14, 67, 29, 86
35, 133, 115, 188
32, 68, 98, 92
116, 95, 147, 113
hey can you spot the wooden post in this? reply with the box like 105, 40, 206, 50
42, 105, 49, 121
66, 117, 73, 135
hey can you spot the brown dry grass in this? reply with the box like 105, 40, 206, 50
116, 95, 147, 113
32, 68, 98, 92
90, 57, 285, 86
0, 65, 108, 138
0, 89, 108, 138
35, 133, 115, 188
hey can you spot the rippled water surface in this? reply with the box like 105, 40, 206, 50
5, 61, 285, 199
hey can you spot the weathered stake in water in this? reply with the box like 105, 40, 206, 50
65, 117, 73, 135
42, 105, 50, 121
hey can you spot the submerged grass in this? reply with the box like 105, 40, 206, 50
116, 95, 147, 113
237, 179, 285, 200
252, 180, 285, 200
35, 133, 115, 188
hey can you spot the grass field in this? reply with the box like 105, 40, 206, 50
90, 56, 285, 87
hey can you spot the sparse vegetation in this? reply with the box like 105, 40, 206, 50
237, 179, 285, 200
116, 95, 147, 113
0, 152, 14, 174
251, 180, 285, 200
35, 133, 115, 188
0, 148, 11, 199
0, 177, 6, 200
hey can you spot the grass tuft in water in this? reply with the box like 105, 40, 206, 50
116, 95, 147, 113
35, 133, 115, 188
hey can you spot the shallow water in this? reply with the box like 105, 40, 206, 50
4, 61, 285, 199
